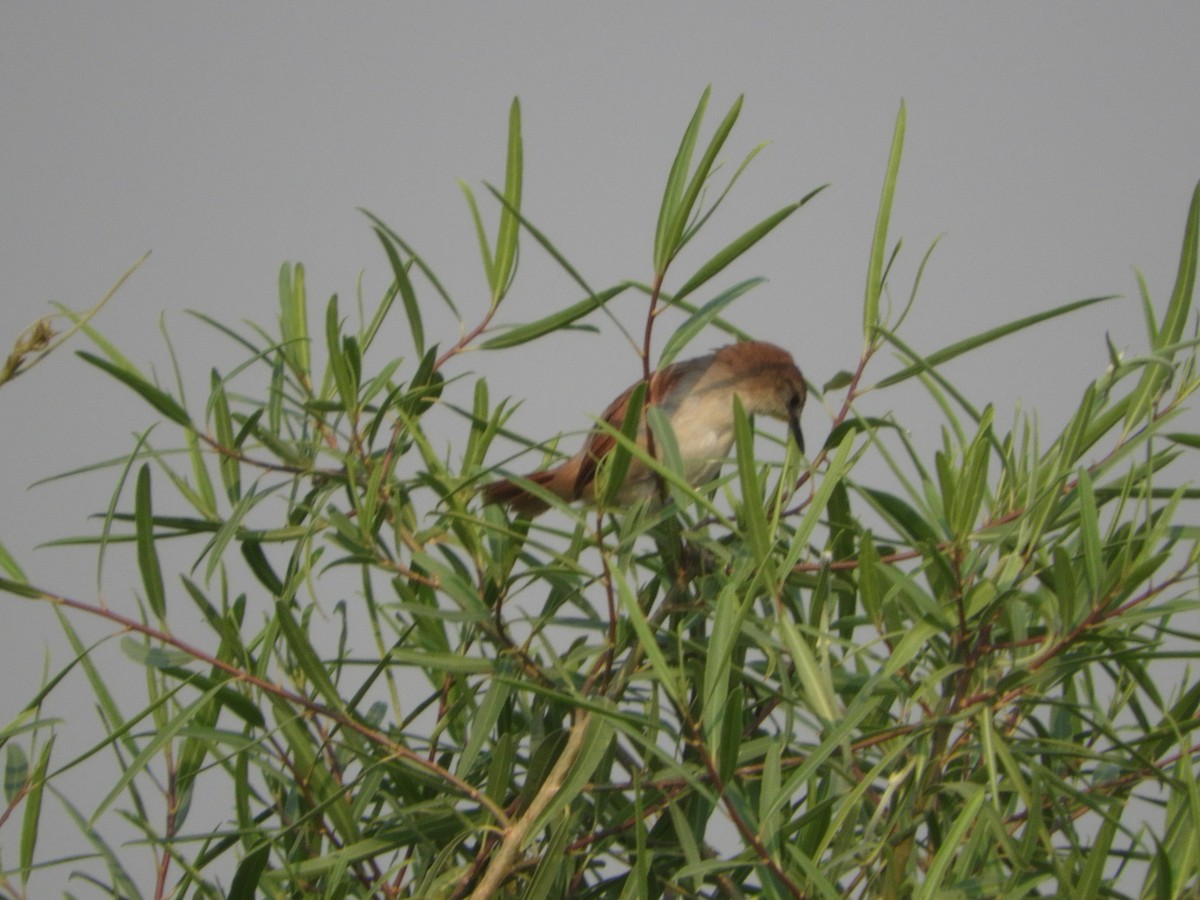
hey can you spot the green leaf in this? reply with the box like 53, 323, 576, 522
135, 464, 167, 620
1166, 431, 1200, 449
278, 262, 310, 379
865, 100, 905, 341
660, 94, 744, 269
483, 182, 603, 313
459, 180, 495, 289
783, 428, 858, 571
324, 295, 357, 408
77, 351, 191, 426
655, 86, 712, 271
672, 190, 823, 307
492, 97, 523, 303
875, 294, 1114, 388
480, 284, 627, 349
598, 382, 647, 509
615, 565, 683, 707
0, 541, 27, 582
19, 737, 52, 884
275, 600, 345, 713
1125, 179, 1200, 430
4, 743, 28, 804
359, 210, 461, 317
372, 226, 424, 358
210, 370, 241, 502
0, 576, 40, 600
456, 675, 511, 778
120, 636, 195, 669
734, 396, 770, 564
241, 540, 283, 596
228, 843, 270, 900
659, 278, 763, 367
913, 788, 986, 900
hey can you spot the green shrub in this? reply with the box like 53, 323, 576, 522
3, 91, 1199, 899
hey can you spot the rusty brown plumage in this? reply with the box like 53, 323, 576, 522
482, 341, 807, 518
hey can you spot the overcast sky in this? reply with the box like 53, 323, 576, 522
2, 4, 1199, 890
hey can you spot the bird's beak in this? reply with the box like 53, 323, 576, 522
788, 413, 805, 455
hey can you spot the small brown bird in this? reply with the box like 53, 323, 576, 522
483, 341, 807, 517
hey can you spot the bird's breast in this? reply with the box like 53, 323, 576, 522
667, 394, 737, 470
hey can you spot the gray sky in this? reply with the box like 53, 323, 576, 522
2, 3, 1199, 891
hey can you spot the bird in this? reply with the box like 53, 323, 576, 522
482, 341, 807, 518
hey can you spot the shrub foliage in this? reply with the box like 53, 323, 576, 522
3, 92, 1200, 899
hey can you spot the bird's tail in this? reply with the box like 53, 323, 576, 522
481, 470, 559, 518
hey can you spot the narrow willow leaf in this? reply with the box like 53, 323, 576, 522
661, 94, 744, 268
372, 226, 425, 358
1125, 180, 1200, 430
459, 180, 495, 289
1156, 180, 1199, 353
1167, 432, 1200, 449
783, 429, 857, 571
228, 844, 270, 900
857, 486, 940, 547
491, 97, 523, 302
210, 370, 241, 502
4, 744, 27, 805
1134, 266, 1158, 346
278, 262, 310, 379
655, 86, 711, 271
271, 702, 360, 844
241, 540, 283, 596
359, 210, 460, 318
456, 676, 511, 778
865, 101, 905, 340
461, 378, 491, 475
659, 278, 764, 367
615, 565, 683, 707
734, 397, 770, 564
274, 601, 344, 712
0, 541, 27, 582
949, 416, 992, 537
324, 296, 357, 409
482, 182, 607, 319
876, 295, 1114, 388
1076, 467, 1103, 597
119, 636, 195, 669
0, 576, 40, 600
702, 566, 754, 748
763, 699, 878, 826
135, 464, 167, 620
1078, 796, 1125, 897
204, 483, 282, 584
677, 141, 769, 248
77, 351, 190, 426
672, 198, 809, 307
646, 405, 689, 507
486, 731, 517, 804
525, 809, 576, 900
184, 428, 218, 519
89, 683, 227, 827
857, 530, 884, 624
913, 788, 986, 900
480, 284, 626, 349
18, 737, 52, 884
598, 382, 646, 508
531, 714, 615, 834
778, 612, 838, 723
717, 684, 744, 786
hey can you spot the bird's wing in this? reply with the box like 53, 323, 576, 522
570, 362, 690, 495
